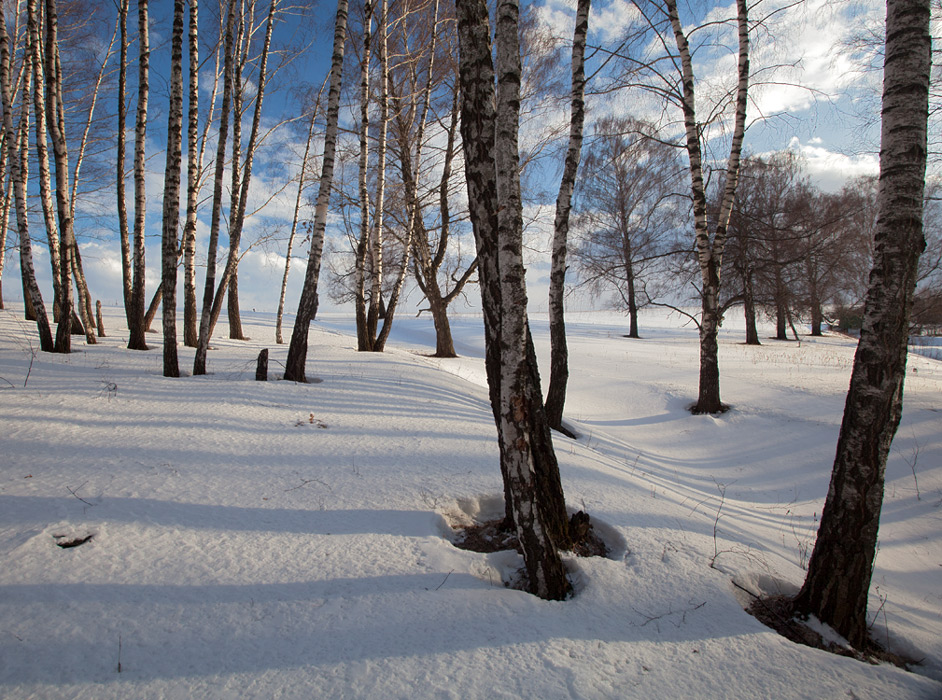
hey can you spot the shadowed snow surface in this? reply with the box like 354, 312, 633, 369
1, 306, 940, 699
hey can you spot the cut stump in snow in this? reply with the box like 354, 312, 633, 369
256, 348, 268, 381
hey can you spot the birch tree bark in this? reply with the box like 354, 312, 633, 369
116, 0, 132, 329
160, 0, 186, 377
545, 0, 589, 435
666, 0, 749, 414
284, 0, 348, 382
354, 0, 373, 351
26, 0, 61, 324
792, 0, 930, 649
457, 0, 570, 601
43, 0, 85, 351
183, 0, 200, 347
1, 2, 52, 350
366, 0, 389, 347
128, 0, 149, 350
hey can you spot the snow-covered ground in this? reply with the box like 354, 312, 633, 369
1, 304, 940, 699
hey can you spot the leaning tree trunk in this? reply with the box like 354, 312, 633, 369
284, 0, 348, 383
1, 3, 52, 350
792, 0, 930, 650
667, 0, 749, 414
160, 0, 185, 378
116, 0, 132, 329
457, 0, 570, 601
27, 0, 61, 325
545, 0, 590, 435
276, 80, 323, 345
128, 0, 149, 350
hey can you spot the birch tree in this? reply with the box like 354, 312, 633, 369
457, 0, 571, 601
1, 1, 52, 350
284, 0, 348, 382
791, 0, 931, 649
116, 0, 131, 329
44, 0, 95, 350
276, 82, 324, 345
196, 0, 278, 353
183, 0, 201, 347
667, 0, 749, 414
161, 0, 185, 378
27, 0, 62, 324
354, 0, 374, 350
545, 0, 589, 434
128, 0, 149, 350
193, 0, 237, 376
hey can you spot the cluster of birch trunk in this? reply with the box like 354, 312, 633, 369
0, 0, 933, 646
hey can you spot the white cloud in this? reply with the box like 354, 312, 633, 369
781, 136, 879, 191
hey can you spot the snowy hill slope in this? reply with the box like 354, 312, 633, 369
1, 305, 940, 699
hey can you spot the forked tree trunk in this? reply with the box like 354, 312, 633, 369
284, 0, 348, 383
457, 0, 570, 601
206, 0, 276, 347
545, 0, 590, 434
160, 0, 185, 377
667, 0, 749, 414
44, 0, 80, 352
412, 87, 477, 358
792, 0, 930, 650
128, 0, 149, 350
1, 3, 52, 350
193, 0, 237, 376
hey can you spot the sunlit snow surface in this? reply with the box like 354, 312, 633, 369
1, 305, 940, 699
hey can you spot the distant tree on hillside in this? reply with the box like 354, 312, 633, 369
571, 117, 685, 339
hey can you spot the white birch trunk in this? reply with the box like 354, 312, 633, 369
545, 0, 590, 434
1, 2, 52, 350
284, 0, 348, 382
129, 0, 149, 350
183, 0, 200, 347
794, 0, 931, 649
666, 0, 749, 414
161, 0, 185, 377
26, 0, 60, 323
116, 0, 131, 328
367, 0, 388, 346
355, 0, 373, 350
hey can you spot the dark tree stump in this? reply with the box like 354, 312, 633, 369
96, 300, 106, 337
256, 348, 269, 381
